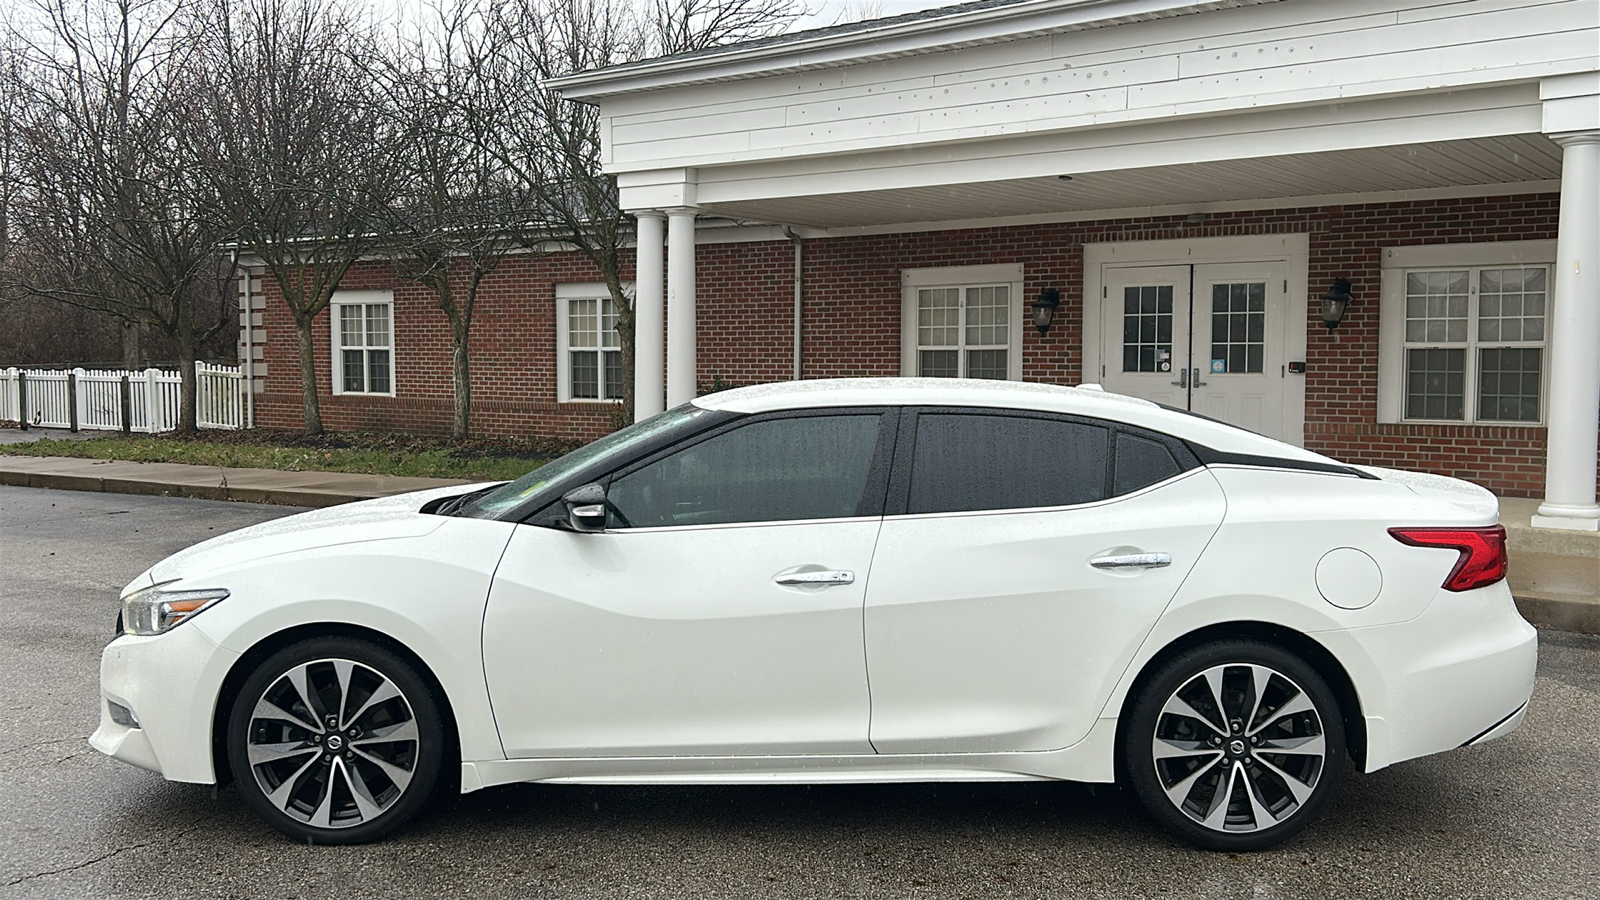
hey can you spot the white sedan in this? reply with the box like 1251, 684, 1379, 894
91, 379, 1536, 850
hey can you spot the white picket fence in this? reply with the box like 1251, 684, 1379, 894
0, 363, 244, 432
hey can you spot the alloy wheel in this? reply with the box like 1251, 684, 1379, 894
244, 658, 421, 830
1150, 662, 1327, 835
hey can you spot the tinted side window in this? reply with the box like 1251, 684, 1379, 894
1113, 432, 1183, 495
607, 414, 882, 528
907, 414, 1109, 514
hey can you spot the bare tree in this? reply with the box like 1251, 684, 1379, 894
481, 0, 797, 425
376, 1, 531, 439
651, 0, 802, 55
197, 0, 400, 435
3, 0, 234, 430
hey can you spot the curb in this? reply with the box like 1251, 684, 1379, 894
1, 468, 372, 508
1514, 593, 1600, 636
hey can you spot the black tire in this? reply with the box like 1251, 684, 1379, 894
227, 637, 445, 844
1122, 638, 1345, 851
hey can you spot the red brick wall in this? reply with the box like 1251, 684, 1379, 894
252, 192, 1599, 498
254, 252, 629, 441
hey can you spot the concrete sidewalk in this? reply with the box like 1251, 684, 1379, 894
1, 446, 1595, 633
0, 453, 471, 507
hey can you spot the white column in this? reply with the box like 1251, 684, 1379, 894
666, 209, 698, 408
633, 212, 666, 421
1534, 132, 1600, 531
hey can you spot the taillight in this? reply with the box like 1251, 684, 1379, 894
1388, 525, 1508, 592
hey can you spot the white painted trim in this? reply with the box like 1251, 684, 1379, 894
700, 182, 1564, 242
1380, 240, 1558, 269
902, 264, 1024, 287
680, 85, 1546, 196
1376, 242, 1557, 425
1082, 234, 1309, 444
328, 291, 395, 398
556, 282, 632, 404
900, 264, 1026, 381
550, 0, 1280, 99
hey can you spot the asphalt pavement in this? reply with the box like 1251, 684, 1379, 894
2, 484, 1598, 899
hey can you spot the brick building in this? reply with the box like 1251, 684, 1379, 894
243, 0, 1600, 529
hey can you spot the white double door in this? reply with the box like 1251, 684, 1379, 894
1099, 262, 1298, 443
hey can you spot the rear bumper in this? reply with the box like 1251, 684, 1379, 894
1320, 580, 1537, 772
89, 624, 238, 784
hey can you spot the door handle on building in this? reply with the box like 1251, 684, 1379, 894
1171, 367, 1187, 388
1192, 367, 1208, 388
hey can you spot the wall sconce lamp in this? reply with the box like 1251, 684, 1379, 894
1032, 288, 1062, 335
1320, 278, 1353, 331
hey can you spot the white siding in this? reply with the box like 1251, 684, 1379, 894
599, 0, 1597, 173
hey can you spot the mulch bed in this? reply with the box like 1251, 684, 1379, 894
91, 428, 582, 461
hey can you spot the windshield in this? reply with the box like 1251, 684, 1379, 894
458, 404, 718, 519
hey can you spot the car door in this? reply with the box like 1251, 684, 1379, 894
863, 409, 1227, 754
482, 408, 895, 759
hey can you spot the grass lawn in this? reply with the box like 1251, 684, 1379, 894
0, 429, 578, 481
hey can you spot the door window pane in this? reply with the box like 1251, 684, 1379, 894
1405, 348, 1465, 420
607, 415, 882, 528
907, 414, 1109, 515
1122, 285, 1173, 373
1209, 283, 1266, 374
1478, 348, 1541, 422
1113, 433, 1182, 495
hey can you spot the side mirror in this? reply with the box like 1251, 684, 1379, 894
561, 483, 608, 533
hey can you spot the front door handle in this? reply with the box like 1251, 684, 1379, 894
1171, 367, 1187, 388
774, 570, 855, 586
1090, 553, 1172, 570
1192, 367, 1208, 388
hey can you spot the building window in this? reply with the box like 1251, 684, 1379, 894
902, 264, 1024, 381
1378, 243, 1554, 426
557, 284, 626, 402
330, 291, 394, 395
1400, 267, 1546, 423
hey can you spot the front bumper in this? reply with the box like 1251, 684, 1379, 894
89, 622, 240, 784
1321, 579, 1537, 772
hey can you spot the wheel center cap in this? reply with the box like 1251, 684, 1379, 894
325, 734, 345, 751
1228, 739, 1246, 756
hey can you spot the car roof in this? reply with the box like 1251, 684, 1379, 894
692, 378, 1337, 463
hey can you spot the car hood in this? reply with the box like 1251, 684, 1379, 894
128, 483, 500, 594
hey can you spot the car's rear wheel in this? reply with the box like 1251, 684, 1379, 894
227, 638, 444, 844
1123, 639, 1345, 851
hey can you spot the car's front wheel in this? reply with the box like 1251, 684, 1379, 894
1123, 639, 1345, 851
227, 637, 445, 844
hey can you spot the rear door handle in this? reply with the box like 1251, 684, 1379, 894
1090, 553, 1172, 570
774, 570, 855, 586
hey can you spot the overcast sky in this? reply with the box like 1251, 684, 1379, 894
793, 0, 956, 30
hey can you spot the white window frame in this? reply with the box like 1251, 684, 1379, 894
900, 264, 1025, 381
329, 290, 395, 397
1378, 241, 1556, 426
556, 282, 631, 403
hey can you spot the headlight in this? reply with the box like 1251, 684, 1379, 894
121, 581, 230, 636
